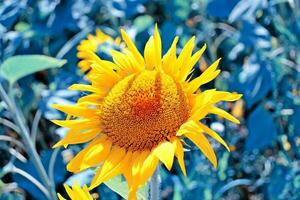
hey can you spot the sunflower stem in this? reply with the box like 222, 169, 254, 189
150, 166, 160, 200
0, 84, 57, 200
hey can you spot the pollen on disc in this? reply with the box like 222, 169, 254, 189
101, 70, 190, 151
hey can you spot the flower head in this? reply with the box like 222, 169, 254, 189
57, 183, 93, 200
77, 28, 121, 72
52, 25, 242, 199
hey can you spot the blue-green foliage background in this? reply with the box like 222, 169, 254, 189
0, 0, 300, 199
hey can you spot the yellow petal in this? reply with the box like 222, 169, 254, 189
51, 119, 100, 129
57, 193, 66, 200
91, 61, 120, 80
172, 138, 187, 176
178, 120, 229, 152
78, 94, 104, 104
139, 152, 159, 187
144, 25, 162, 70
162, 36, 179, 76
177, 36, 195, 71
64, 184, 75, 199
60, 183, 93, 200
153, 141, 175, 170
120, 29, 145, 67
123, 49, 145, 72
178, 43, 206, 82
204, 58, 221, 75
186, 58, 221, 94
66, 148, 87, 173
68, 84, 100, 93
66, 136, 111, 173
128, 188, 138, 200
210, 91, 243, 103
77, 50, 100, 64
123, 151, 139, 187
115, 37, 121, 45
81, 185, 93, 200
190, 104, 213, 121
111, 50, 135, 74
191, 89, 216, 109
191, 89, 240, 117
176, 120, 195, 136
89, 146, 127, 189
78, 60, 91, 72
79, 138, 112, 171
51, 104, 98, 118
53, 128, 101, 148
51, 119, 86, 127
196, 121, 230, 151
77, 51, 91, 59
124, 152, 158, 198
122, 151, 147, 197
144, 36, 156, 70
177, 120, 204, 136
210, 106, 240, 124
131, 151, 148, 178
101, 150, 132, 181
72, 182, 92, 200
94, 59, 119, 71
185, 131, 217, 168
96, 28, 110, 40
89, 64, 121, 90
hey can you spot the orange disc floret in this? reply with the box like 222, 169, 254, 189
101, 70, 190, 151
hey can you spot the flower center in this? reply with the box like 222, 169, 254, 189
101, 70, 190, 151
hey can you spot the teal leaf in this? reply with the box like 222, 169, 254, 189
0, 55, 66, 85
246, 105, 277, 151
133, 15, 154, 33
104, 175, 149, 200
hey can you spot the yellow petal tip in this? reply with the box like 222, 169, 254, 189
50, 104, 59, 109
51, 119, 60, 125
52, 142, 62, 148
88, 184, 97, 191
120, 28, 127, 37
68, 85, 76, 90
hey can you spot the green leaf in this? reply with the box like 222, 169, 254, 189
14, 22, 30, 32
172, 182, 182, 200
104, 175, 148, 200
133, 15, 154, 33
0, 55, 66, 85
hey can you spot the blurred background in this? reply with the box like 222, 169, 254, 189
0, 0, 299, 199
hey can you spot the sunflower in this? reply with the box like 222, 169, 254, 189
57, 183, 93, 200
52, 25, 242, 199
77, 28, 121, 72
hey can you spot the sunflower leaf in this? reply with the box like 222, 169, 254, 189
104, 175, 149, 200
0, 55, 66, 85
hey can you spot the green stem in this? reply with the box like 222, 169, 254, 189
0, 84, 57, 200
150, 166, 160, 200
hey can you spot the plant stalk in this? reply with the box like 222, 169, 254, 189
150, 166, 160, 200
0, 84, 57, 200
